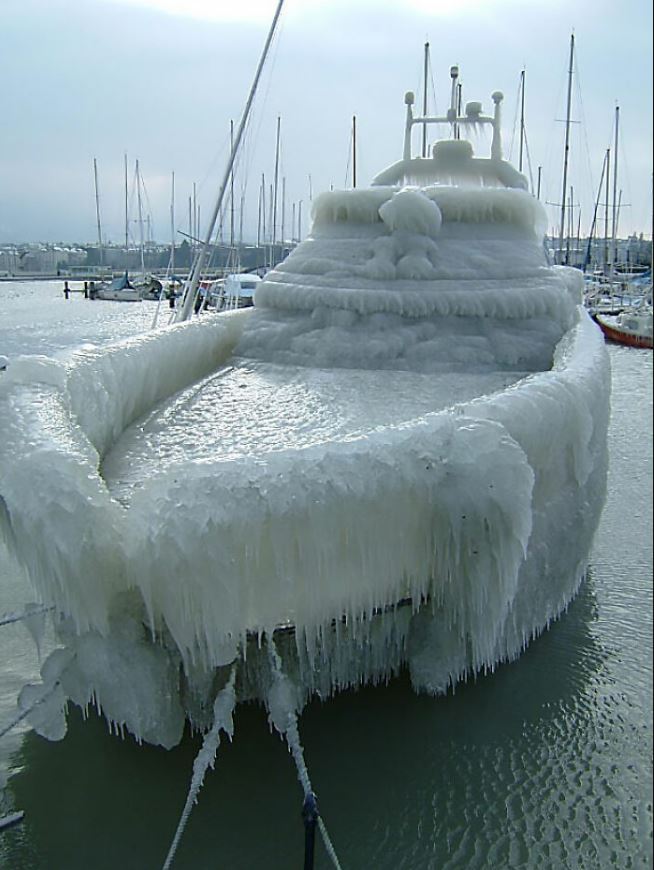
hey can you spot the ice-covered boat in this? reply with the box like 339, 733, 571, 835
593, 306, 653, 349
0, 77, 610, 751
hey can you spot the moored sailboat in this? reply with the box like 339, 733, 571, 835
593, 306, 653, 348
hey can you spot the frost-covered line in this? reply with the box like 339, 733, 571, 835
0, 604, 54, 627
317, 817, 343, 870
266, 636, 343, 869
161, 664, 238, 870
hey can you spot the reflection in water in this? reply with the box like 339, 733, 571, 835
3, 572, 650, 869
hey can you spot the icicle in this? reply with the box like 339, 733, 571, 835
0, 681, 60, 740
161, 664, 238, 870
21, 602, 49, 659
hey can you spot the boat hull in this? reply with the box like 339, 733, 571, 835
593, 313, 653, 349
0, 306, 610, 746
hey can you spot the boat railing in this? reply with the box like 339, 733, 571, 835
403, 66, 504, 162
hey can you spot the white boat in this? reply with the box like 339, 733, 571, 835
0, 74, 610, 751
205, 272, 262, 310
90, 271, 141, 302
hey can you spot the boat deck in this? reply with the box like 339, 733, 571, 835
101, 358, 526, 506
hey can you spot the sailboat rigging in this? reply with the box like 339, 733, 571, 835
175, 0, 285, 322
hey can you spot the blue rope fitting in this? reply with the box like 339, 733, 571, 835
302, 791, 319, 826
302, 791, 319, 870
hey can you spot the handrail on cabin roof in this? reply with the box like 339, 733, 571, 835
403, 66, 504, 163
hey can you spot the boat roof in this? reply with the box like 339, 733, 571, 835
225, 273, 262, 298
109, 272, 134, 291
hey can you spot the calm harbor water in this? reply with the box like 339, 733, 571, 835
0, 281, 652, 869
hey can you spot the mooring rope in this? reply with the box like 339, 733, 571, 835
161, 663, 238, 870
0, 604, 54, 627
266, 636, 343, 870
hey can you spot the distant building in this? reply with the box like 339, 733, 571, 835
0, 243, 86, 275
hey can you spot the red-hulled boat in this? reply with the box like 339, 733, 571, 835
593, 308, 653, 349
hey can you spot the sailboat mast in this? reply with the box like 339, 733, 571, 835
611, 105, 620, 267
93, 158, 104, 268
136, 160, 145, 277
558, 33, 574, 265
604, 148, 611, 272
518, 69, 525, 172
272, 115, 281, 254
281, 176, 286, 243
124, 153, 129, 272
352, 116, 357, 188
584, 149, 608, 271
230, 120, 235, 251
257, 173, 264, 248
170, 171, 176, 276
566, 186, 573, 265
193, 183, 197, 256
422, 42, 429, 158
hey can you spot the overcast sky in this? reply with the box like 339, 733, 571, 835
1, 0, 651, 247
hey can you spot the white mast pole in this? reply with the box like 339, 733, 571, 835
124, 153, 129, 274
93, 158, 104, 268
518, 69, 525, 173
352, 116, 357, 188
230, 120, 235, 251
136, 160, 145, 279
170, 171, 175, 276
281, 176, 286, 243
257, 174, 264, 248
611, 105, 620, 269
177, 0, 285, 321
604, 148, 611, 272
272, 115, 281, 253
558, 33, 574, 265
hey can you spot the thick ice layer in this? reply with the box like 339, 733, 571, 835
0, 179, 609, 748
251, 188, 579, 364
0, 302, 609, 746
